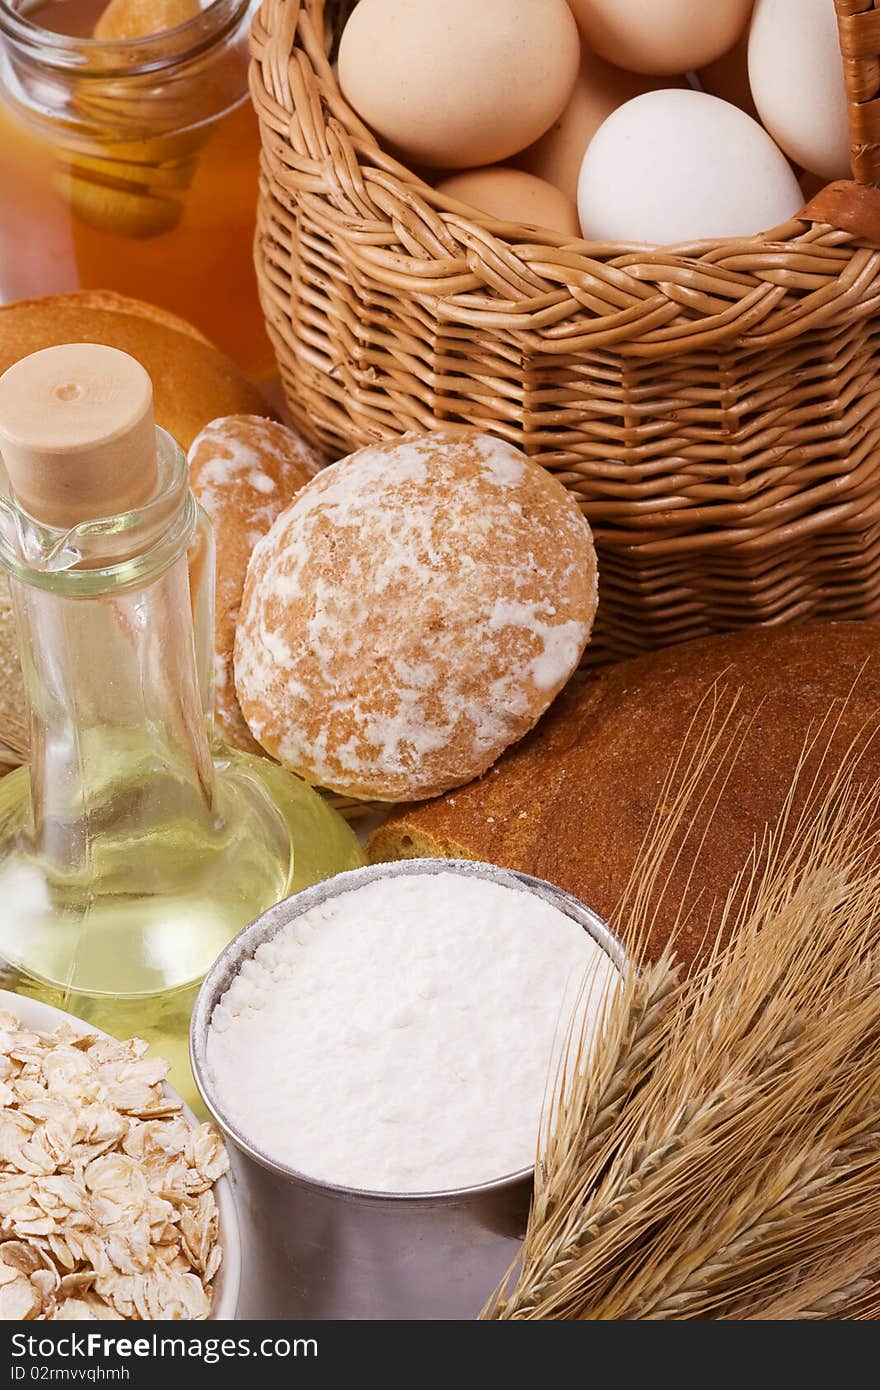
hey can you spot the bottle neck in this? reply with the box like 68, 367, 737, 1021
0, 431, 217, 877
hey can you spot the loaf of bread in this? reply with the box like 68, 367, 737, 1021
235, 429, 598, 801
0, 291, 268, 452
0, 292, 272, 769
369, 621, 880, 968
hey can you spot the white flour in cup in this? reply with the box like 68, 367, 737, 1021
206, 871, 619, 1193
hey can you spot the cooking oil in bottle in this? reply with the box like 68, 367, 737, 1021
0, 343, 363, 1106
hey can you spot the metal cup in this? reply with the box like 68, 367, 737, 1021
190, 859, 625, 1320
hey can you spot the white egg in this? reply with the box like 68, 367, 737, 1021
517, 49, 687, 203
577, 89, 804, 245
749, 0, 850, 183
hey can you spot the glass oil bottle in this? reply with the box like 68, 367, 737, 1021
0, 343, 363, 1103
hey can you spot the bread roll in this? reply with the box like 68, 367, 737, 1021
369, 622, 880, 968
235, 429, 598, 801
188, 416, 320, 753
0, 292, 268, 452
0, 292, 272, 767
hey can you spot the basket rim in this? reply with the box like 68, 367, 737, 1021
249, 0, 880, 601
250, 0, 880, 281
252, 0, 880, 359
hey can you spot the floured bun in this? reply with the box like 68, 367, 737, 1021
188, 415, 321, 753
234, 429, 598, 802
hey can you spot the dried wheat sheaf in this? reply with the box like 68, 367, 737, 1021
484, 689, 880, 1320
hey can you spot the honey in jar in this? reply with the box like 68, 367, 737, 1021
0, 0, 272, 378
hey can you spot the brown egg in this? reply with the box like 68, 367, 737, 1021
698, 25, 758, 119
568, 0, 754, 76
339, 0, 580, 168
436, 168, 581, 237
518, 49, 687, 203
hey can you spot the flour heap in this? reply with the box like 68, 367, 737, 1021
206, 870, 619, 1194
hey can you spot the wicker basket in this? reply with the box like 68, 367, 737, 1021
251, 0, 880, 661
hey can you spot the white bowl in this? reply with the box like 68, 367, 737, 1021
0, 989, 241, 1321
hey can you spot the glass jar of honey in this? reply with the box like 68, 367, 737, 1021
0, 0, 272, 378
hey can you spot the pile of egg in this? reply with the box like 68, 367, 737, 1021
337, 0, 849, 245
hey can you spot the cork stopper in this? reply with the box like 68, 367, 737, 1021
0, 343, 158, 528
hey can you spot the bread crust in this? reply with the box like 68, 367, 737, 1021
2, 291, 212, 345
369, 621, 880, 968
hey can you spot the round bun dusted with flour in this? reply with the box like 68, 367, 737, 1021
188, 415, 320, 753
234, 429, 598, 801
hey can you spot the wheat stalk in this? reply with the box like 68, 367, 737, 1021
484, 693, 880, 1321
483, 960, 681, 1319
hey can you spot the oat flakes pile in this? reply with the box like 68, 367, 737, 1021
0, 1011, 228, 1321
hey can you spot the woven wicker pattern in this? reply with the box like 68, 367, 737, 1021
252, 0, 880, 659
839, 0, 880, 182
